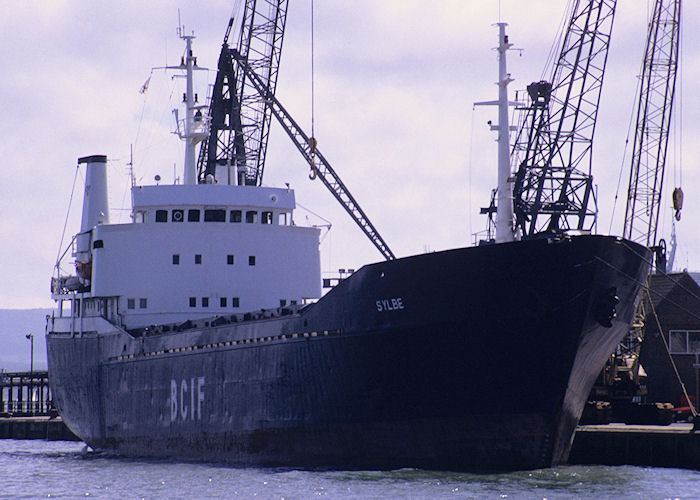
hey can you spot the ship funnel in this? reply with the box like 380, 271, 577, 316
78, 155, 110, 232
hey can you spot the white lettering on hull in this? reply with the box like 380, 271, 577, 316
376, 297, 405, 312
170, 376, 205, 422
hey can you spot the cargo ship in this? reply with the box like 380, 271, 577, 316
46, 18, 651, 470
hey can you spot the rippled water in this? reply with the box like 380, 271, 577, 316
1, 440, 698, 499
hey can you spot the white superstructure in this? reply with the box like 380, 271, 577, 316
51, 28, 321, 332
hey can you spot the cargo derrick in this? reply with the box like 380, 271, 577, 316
510, 0, 616, 237
584, 0, 682, 426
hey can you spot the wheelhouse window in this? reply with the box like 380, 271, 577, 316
172, 209, 184, 222
155, 210, 168, 223
188, 209, 201, 222
261, 211, 273, 224
245, 210, 257, 223
230, 210, 242, 223
204, 209, 226, 222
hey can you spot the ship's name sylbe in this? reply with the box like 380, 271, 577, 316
170, 376, 205, 422
376, 297, 404, 312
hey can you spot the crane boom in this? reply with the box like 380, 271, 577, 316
232, 49, 396, 261
511, 0, 617, 236
197, 1, 289, 185
623, 0, 681, 247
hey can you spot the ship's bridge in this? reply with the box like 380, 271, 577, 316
131, 184, 296, 226
53, 182, 321, 331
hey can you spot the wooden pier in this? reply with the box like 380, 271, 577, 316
570, 423, 699, 470
0, 370, 53, 417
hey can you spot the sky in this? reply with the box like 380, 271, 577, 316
0, 0, 698, 309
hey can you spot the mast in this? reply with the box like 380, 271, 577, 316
475, 23, 517, 243
169, 25, 209, 185
495, 23, 515, 243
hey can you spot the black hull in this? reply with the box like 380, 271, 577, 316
47, 235, 650, 470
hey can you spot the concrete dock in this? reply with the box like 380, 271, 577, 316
570, 423, 699, 470
0, 416, 79, 441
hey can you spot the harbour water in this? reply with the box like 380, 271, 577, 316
1, 440, 698, 499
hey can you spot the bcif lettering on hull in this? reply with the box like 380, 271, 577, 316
170, 377, 205, 422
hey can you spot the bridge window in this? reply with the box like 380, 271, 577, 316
172, 254, 180, 265
261, 211, 273, 224
220, 297, 227, 307
189, 297, 196, 307
280, 299, 286, 307
227, 254, 234, 265
139, 298, 147, 309
230, 210, 242, 223
232, 297, 240, 308
245, 211, 257, 223
205, 209, 226, 222
248, 256, 256, 266
155, 210, 168, 223
93, 240, 104, 249
188, 209, 200, 222
202, 297, 209, 308
172, 209, 184, 222
127, 298, 135, 309
195, 254, 202, 264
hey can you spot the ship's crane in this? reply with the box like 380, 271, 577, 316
587, 0, 682, 425
197, 0, 289, 186
510, 0, 617, 237
197, 5, 395, 260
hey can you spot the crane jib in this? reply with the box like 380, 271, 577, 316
230, 50, 396, 261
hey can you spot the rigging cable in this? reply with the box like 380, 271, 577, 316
55, 164, 81, 272
308, 0, 318, 180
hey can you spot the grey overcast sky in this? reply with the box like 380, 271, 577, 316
1, 0, 698, 308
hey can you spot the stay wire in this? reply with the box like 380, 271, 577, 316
311, 0, 316, 141
55, 164, 81, 271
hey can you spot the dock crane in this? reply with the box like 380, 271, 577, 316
195, 1, 395, 260
510, 0, 617, 238
586, 0, 682, 425
197, 1, 288, 186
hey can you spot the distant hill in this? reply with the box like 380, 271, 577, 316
0, 309, 53, 371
